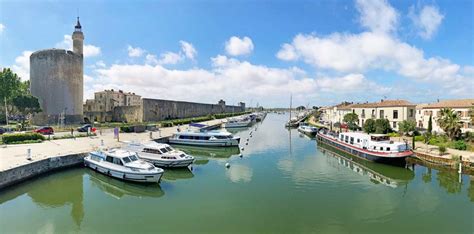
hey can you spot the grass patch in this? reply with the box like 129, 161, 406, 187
2, 132, 45, 144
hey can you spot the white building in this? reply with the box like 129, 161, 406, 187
350, 100, 416, 131
418, 99, 474, 133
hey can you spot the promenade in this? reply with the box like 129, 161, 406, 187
0, 118, 225, 172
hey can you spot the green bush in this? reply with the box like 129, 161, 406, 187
414, 135, 425, 142
387, 132, 400, 137
452, 140, 467, 150
2, 133, 45, 144
438, 145, 447, 155
120, 126, 134, 133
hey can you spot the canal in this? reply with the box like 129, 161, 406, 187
0, 114, 472, 233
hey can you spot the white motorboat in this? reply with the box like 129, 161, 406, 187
125, 141, 195, 168
84, 149, 164, 183
223, 117, 251, 128
169, 128, 240, 147
297, 123, 318, 136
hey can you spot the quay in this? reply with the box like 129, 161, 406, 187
0, 119, 225, 189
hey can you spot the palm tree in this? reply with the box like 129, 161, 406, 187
437, 108, 461, 140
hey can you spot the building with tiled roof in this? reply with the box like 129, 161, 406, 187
350, 99, 416, 131
418, 99, 474, 133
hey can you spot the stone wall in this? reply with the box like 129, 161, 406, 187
0, 153, 87, 190
112, 105, 143, 123
142, 98, 245, 122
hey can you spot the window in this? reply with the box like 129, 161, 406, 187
357, 139, 360, 143
386, 147, 390, 151
345, 136, 349, 143
106, 156, 113, 163
129, 155, 138, 161
379, 110, 384, 119
123, 157, 131, 163
380, 147, 383, 150
350, 137, 354, 144
393, 121, 397, 128
409, 109, 414, 117
393, 110, 398, 119
113, 158, 123, 165
361, 109, 365, 118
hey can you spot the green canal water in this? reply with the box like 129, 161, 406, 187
0, 114, 473, 233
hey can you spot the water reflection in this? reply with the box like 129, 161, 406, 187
88, 170, 164, 199
469, 176, 474, 202
319, 143, 415, 188
27, 169, 84, 228
162, 168, 194, 181
436, 169, 462, 194
226, 164, 253, 183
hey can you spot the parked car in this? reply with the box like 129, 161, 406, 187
33, 126, 54, 135
77, 124, 96, 133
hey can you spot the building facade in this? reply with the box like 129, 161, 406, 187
350, 100, 416, 131
83, 89, 142, 122
418, 99, 474, 133
30, 18, 84, 124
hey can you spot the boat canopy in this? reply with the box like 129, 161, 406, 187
189, 123, 208, 128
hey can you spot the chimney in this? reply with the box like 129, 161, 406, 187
380, 99, 384, 103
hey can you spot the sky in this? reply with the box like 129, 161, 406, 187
0, 0, 473, 108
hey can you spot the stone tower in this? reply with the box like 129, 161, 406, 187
30, 18, 84, 124
72, 17, 84, 55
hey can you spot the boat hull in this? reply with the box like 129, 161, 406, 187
316, 134, 410, 165
84, 157, 163, 183
142, 158, 194, 168
169, 138, 240, 147
298, 128, 317, 136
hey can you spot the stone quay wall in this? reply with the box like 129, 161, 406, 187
142, 98, 245, 122
0, 153, 87, 190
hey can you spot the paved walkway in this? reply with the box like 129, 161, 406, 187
0, 119, 225, 172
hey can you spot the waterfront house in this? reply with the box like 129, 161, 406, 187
418, 99, 474, 133
350, 99, 416, 131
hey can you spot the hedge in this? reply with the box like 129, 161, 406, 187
2, 133, 45, 144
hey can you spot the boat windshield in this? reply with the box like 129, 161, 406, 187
160, 148, 169, 153
129, 155, 139, 161
165, 147, 173, 152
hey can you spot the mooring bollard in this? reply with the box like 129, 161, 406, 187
150, 131, 153, 139
101, 139, 104, 146
27, 148, 32, 160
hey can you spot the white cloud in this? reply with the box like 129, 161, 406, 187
127, 45, 145, 57
158, 52, 183, 65
409, 5, 444, 40
356, 0, 398, 33
225, 36, 254, 56
12, 51, 33, 81
315, 73, 391, 95
179, 41, 197, 60
276, 0, 472, 97
0, 23, 5, 34
55, 35, 101, 57
95, 60, 106, 68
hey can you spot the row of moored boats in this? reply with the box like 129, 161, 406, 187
84, 112, 266, 183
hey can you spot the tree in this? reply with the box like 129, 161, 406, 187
437, 108, 462, 140
375, 118, 391, 134
398, 120, 416, 136
343, 113, 359, 131
363, 119, 376, 134
12, 95, 41, 129
0, 68, 22, 124
427, 114, 433, 134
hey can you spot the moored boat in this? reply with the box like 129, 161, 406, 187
169, 129, 240, 147
125, 141, 195, 168
316, 129, 412, 165
223, 117, 252, 128
297, 123, 318, 136
84, 149, 164, 183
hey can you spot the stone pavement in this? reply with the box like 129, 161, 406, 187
0, 118, 226, 172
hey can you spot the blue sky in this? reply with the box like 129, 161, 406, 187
1, 0, 472, 107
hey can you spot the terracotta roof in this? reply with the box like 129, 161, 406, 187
422, 99, 474, 109
350, 99, 415, 108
